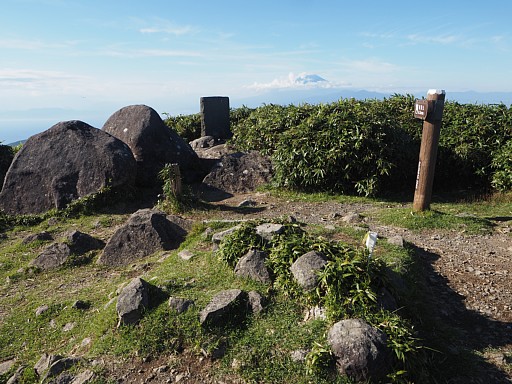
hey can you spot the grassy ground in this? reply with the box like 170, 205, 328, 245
0, 191, 511, 383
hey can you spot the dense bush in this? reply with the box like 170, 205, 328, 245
166, 96, 512, 194
491, 138, 512, 192
164, 113, 202, 143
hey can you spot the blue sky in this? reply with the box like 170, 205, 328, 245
1, 0, 512, 143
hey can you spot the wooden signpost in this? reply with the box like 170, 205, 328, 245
413, 89, 446, 211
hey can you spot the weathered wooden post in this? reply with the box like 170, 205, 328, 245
413, 89, 446, 211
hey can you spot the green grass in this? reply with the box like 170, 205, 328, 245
374, 207, 495, 234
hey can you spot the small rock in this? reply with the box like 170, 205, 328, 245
255, 223, 285, 242
290, 349, 309, 362
63, 322, 75, 332
36, 304, 49, 316
211, 226, 241, 245
248, 291, 266, 315
116, 277, 150, 326
0, 358, 16, 375
199, 289, 249, 327
234, 249, 271, 284
342, 212, 361, 224
291, 251, 327, 291
72, 300, 90, 310
387, 235, 404, 247
238, 199, 257, 207
22, 231, 53, 245
178, 249, 194, 261
168, 297, 194, 314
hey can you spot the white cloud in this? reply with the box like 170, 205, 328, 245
407, 33, 460, 45
248, 72, 349, 91
139, 19, 197, 36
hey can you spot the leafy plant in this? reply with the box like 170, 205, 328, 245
217, 222, 265, 268
491, 138, 512, 192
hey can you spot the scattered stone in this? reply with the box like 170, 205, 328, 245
291, 251, 327, 291
168, 297, 194, 314
66, 231, 105, 255
255, 223, 285, 242
36, 304, 50, 316
238, 199, 257, 207
387, 235, 405, 248
290, 349, 309, 363
199, 289, 249, 327
327, 318, 393, 381
35, 354, 64, 376
31, 231, 104, 270
189, 136, 216, 150
6, 365, 25, 384
116, 277, 150, 326
72, 300, 90, 310
234, 249, 271, 284
178, 249, 194, 261
44, 357, 82, 380
0, 358, 16, 375
0, 120, 136, 215
342, 212, 361, 224
31, 243, 73, 270
98, 209, 188, 267
70, 369, 94, 384
22, 231, 53, 245
248, 291, 266, 315
103, 104, 202, 185
63, 322, 75, 332
211, 225, 241, 247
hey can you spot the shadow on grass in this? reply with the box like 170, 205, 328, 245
406, 243, 511, 383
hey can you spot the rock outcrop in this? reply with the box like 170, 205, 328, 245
103, 104, 202, 186
202, 151, 273, 193
0, 121, 136, 215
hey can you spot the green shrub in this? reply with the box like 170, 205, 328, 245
491, 138, 512, 191
164, 113, 202, 142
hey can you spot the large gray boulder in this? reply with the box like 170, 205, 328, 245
0, 121, 136, 215
117, 277, 150, 325
97, 209, 189, 267
102, 104, 202, 186
327, 318, 393, 381
290, 251, 327, 291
